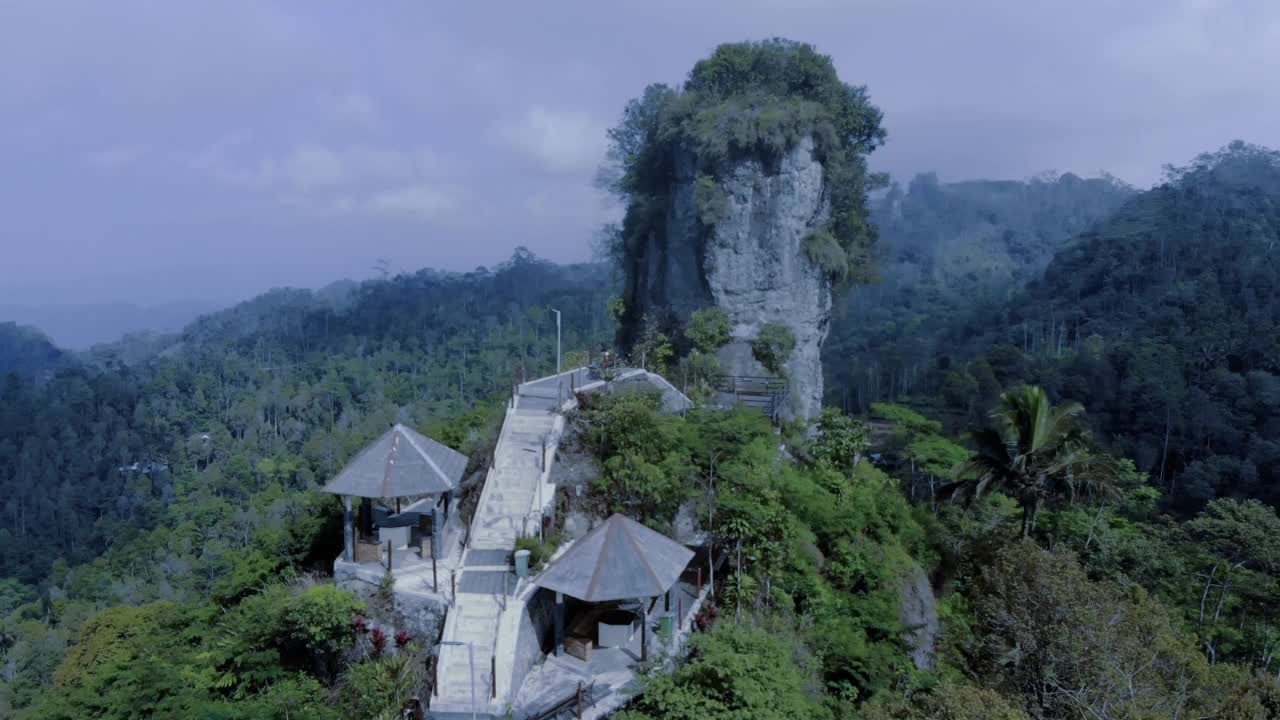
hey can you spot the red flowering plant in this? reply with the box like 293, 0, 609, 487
394, 629, 414, 649
693, 602, 719, 632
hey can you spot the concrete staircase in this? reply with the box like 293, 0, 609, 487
432, 403, 558, 718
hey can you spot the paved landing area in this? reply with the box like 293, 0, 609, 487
459, 570, 516, 595
465, 549, 511, 567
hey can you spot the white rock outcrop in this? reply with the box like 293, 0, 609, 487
630, 136, 833, 421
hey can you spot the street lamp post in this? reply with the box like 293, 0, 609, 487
438, 640, 477, 720
551, 308, 561, 375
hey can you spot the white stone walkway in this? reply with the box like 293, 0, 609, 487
431, 376, 568, 718
431, 367, 692, 719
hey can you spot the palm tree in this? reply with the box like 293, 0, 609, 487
944, 385, 1118, 538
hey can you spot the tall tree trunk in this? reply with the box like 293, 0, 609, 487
1158, 407, 1172, 488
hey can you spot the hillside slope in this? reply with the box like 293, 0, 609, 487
824, 171, 1133, 407
933, 141, 1280, 509
0, 250, 616, 586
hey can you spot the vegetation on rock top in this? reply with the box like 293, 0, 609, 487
601, 39, 887, 350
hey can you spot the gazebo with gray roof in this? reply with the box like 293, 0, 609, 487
533, 514, 694, 660
321, 423, 467, 564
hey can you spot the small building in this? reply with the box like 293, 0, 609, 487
321, 423, 467, 573
533, 514, 694, 663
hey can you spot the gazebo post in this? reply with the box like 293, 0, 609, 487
343, 496, 354, 562
431, 508, 442, 559
640, 598, 648, 662
555, 591, 565, 657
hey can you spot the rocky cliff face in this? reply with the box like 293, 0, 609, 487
627, 136, 833, 421
900, 564, 940, 671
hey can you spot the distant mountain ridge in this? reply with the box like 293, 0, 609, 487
0, 322, 66, 376
0, 299, 222, 350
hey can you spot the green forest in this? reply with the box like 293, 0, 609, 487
3, 39, 1280, 720
0, 251, 615, 716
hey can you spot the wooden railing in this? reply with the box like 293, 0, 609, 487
715, 374, 788, 422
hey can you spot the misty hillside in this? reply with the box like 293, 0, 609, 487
874, 171, 1135, 291
0, 322, 66, 376
0, 300, 221, 350
825, 171, 1134, 407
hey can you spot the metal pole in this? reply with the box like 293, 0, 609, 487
468, 642, 476, 720
553, 309, 561, 375
555, 591, 564, 657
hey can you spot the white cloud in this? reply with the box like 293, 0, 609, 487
186, 135, 459, 222
498, 105, 609, 175
86, 144, 149, 169
325, 91, 379, 127
366, 183, 457, 220
192, 140, 447, 192
283, 144, 347, 190
1104, 0, 1280, 99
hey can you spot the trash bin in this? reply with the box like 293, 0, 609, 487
658, 615, 674, 640
514, 549, 531, 577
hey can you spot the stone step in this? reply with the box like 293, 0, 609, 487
507, 416, 555, 427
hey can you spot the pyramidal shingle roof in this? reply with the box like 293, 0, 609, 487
321, 423, 467, 498
534, 514, 694, 602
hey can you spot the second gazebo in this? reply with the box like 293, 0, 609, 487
533, 514, 693, 660
321, 423, 467, 567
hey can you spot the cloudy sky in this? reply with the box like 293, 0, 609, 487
2, 0, 1277, 313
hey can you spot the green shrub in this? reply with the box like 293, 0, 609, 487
680, 349, 722, 403
340, 652, 424, 720
515, 532, 563, 572
685, 306, 733, 353
751, 323, 796, 376
803, 229, 849, 280
807, 408, 870, 472
694, 174, 728, 226
615, 622, 831, 720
